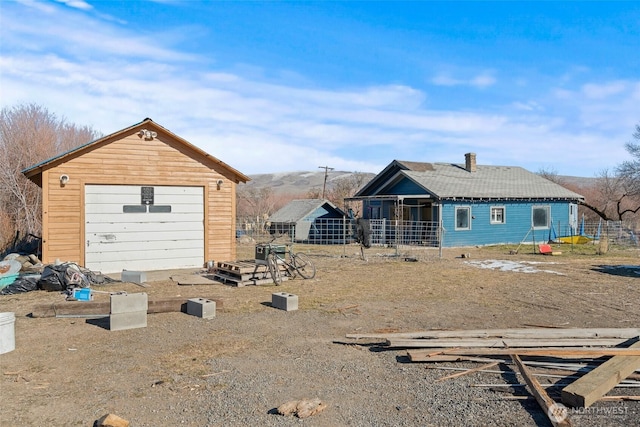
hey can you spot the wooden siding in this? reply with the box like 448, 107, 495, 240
386, 178, 425, 195
441, 200, 571, 247
41, 131, 239, 267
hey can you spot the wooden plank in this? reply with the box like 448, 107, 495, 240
30, 296, 224, 318
561, 340, 640, 408
346, 328, 640, 340
435, 362, 500, 382
171, 275, 220, 285
404, 354, 502, 363
511, 353, 572, 427
217, 260, 268, 274
387, 337, 628, 348
408, 347, 640, 361
213, 272, 286, 286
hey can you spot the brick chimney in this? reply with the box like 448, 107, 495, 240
465, 153, 477, 172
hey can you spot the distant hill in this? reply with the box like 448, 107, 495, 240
240, 171, 376, 195
557, 175, 601, 188
239, 171, 598, 196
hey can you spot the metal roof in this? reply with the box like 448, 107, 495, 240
268, 199, 344, 223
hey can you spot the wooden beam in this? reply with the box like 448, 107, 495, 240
561, 340, 640, 408
30, 296, 224, 318
407, 347, 640, 361
388, 337, 628, 348
435, 362, 500, 382
346, 328, 640, 340
511, 353, 572, 427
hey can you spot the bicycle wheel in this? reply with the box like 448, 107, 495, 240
292, 252, 316, 279
267, 253, 283, 285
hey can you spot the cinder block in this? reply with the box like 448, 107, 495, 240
271, 292, 298, 311
109, 311, 147, 331
187, 298, 216, 319
121, 270, 147, 284
110, 293, 148, 314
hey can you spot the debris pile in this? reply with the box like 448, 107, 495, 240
0, 252, 113, 295
346, 328, 640, 426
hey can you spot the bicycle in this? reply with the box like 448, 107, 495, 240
256, 239, 316, 285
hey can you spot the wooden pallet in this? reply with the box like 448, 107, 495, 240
214, 260, 287, 287
214, 271, 287, 287
217, 260, 269, 274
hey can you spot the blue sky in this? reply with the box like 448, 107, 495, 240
1, 1, 639, 177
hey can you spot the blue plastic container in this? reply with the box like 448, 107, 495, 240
73, 288, 92, 301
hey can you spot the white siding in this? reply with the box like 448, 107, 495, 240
85, 185, 204, 273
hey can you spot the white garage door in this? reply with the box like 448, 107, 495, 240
85, 185, 204, 273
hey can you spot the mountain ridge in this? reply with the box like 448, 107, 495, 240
239, 171, 598, 196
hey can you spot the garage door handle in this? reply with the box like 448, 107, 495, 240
86, 240, 90, 247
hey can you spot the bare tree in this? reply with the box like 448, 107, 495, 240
0, 103, 100, 251
578, 124, 640, 222
536, 167, 565, 185
326, 172, 369, 211
237, 187, 277, 234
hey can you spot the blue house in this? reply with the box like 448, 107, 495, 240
268, 199, 348, 243
350, 154, 584, 247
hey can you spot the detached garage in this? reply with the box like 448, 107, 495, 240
23, 118, 249, 273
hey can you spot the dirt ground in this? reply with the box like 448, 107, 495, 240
0, 242, 638, 426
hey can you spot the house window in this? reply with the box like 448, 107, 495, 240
455, 206, 471, 230
370, 206, 381, 219
491, 206, 505, 224
532, 205, 550, 229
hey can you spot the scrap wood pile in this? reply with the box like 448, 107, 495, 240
345, 327, 640, 426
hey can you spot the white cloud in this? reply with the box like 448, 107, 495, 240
430, 71, 496, 88
582, 81, 627, 99
1, 1, 638, 177
512, 101, 543, 112
470, 74, 496, 88
55, 0, 93, 11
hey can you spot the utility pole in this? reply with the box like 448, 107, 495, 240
318, 165, 334, 199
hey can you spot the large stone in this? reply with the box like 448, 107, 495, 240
96, 413, 130, 427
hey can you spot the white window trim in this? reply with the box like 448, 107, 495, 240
455, 206, 471, 231
490, 206, 506, 224
532, 205, 550, 230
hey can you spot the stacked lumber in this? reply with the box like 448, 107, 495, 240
345, 328, 640, 426
213, 260, 286, 286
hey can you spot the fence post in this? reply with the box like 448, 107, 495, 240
438, 220, 443, 259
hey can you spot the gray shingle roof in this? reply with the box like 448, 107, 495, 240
269, 199, 341, 223
402, 163, 584, 200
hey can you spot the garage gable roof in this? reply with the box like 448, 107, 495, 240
22, 118, 250, 184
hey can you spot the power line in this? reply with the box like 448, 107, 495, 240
318, 165, 334, 199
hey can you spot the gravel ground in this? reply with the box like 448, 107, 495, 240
0, 244, 638, 426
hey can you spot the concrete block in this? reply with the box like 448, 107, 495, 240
187, 298, 216, 319
121, 270, 147, 284
110, 293, 148, 314
109, 311, 147, 331
272, 292, 298, 311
